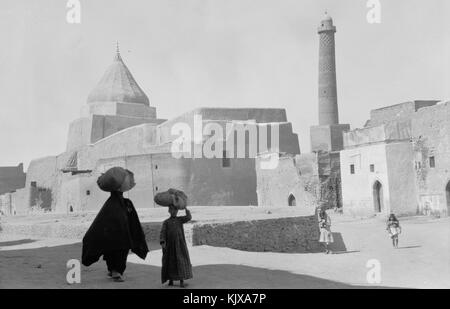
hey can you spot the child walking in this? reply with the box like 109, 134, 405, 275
160, 206, 193, 287
387, 213, 401, 248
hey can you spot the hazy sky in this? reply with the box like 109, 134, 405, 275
0, 0, 449, 169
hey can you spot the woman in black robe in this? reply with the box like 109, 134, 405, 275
82, 169, 149, 282
160, 206, 193, 287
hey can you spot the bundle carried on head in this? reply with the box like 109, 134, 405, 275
154, 188, 187, 209
97, 167, 132, 192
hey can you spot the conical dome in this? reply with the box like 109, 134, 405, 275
87, 49, 149, 105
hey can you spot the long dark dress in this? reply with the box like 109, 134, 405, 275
82, 191, 149, 270
160, 212, 193, 283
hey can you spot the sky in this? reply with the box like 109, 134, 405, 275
0, 0, 449, 169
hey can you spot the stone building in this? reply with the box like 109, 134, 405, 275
340, 100, 450, 217
0, 47, 300, 214
255, 14, 450, 218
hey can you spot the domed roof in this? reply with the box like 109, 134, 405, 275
87, 47, 149, 105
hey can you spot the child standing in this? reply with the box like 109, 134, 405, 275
160, 206, 193, 287
318, 208, 334, 254
387, 213, 401, 248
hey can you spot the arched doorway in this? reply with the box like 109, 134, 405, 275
446, 181, 450, 214
288, 194, 296, 206
373, 181, 383, 213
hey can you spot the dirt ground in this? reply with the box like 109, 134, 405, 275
1, 214, 449, 289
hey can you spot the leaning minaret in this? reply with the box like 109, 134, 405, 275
318, 12, 339, 125
310, 13, 349, 211
310, 13, 349, 152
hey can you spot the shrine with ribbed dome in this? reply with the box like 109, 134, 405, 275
12, 45, 300, 213
67, 46, 165, 151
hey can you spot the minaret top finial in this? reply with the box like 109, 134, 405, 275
114, 41, 122, 61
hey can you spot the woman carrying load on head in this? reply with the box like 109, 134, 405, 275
81, 167, 149, 282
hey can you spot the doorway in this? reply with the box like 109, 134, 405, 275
446, 181, 450, 215
288, 194, 296, 206
373, 181, 383, 213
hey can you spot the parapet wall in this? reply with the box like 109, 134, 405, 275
344, 120, 411, 148
368, 100, 438, 127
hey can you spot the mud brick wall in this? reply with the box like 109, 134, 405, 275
191, 215, 321, 253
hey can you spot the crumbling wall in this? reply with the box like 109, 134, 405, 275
255, 152, 343, 209
316, 151, 343, 209
319, 173, 341, 209
24, 156, 59, 212
30, 187, 52, 212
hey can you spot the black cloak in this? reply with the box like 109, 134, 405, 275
81, 191, 149, 266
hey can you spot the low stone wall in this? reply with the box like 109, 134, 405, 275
191, 216, 321, 253
141, 222, 164, 244
0, 221, 92, 239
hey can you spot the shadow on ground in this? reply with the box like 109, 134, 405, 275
0, 239, 37, 247
0, 240, 395, 289
396, 245, 421, 250
329, 233, 347, 252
